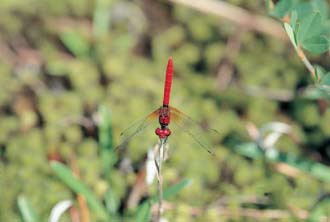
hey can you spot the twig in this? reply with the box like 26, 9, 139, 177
296, 46, 317, 81
209, 195, 269, 207
282, 14, 316, 81
266, 0, 275, 11
126, 163, 148, 209
152, 202, 309, 220
58, 115, 95, 129
154, 139, 166, 222
167, 0, 287, 40
69, 206, 80, 222
238, 83, 295, 101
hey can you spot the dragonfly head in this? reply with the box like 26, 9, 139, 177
155, 127, 171, 139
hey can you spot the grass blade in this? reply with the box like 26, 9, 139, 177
98, 105, 117, 175
153, 179, 192, 202
136, 201, 152, 222
17, 195, 38, 222
50, 161, 108, 220
234, 143, 330, 183
104, 188, 119, 215
59, 31, 90, 58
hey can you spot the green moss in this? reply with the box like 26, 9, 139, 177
293, 101, 320, 127
0, 0, 329, 220
188, 17, 213, 42
247, 98, 278, 125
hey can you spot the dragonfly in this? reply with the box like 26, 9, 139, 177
117, 57, 219, 155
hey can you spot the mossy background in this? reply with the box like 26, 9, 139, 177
0, 0, 330, 221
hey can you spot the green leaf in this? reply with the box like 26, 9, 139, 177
17, 195, 39, 222
303, 86, 330, 100
270, 0, 298, 18
294, 2, 315, 20
234, 143, 330, 183
302, 36, 330, 54
319, 86, 330, 96
234, 143, 263, 159
318, 67, 330, 94
163, 179, 192, 199
271, 0, 330, 21
292, 0, 329, 20
50, 162, 108, 220
290, 10, 298, 32
59, 31, 90, 58
309, 196, 330, 221
136, 201, 151, 222
284, 23, 298, 49
320, 73, 330, 86
152, 179, 192, 203
315, 65, 326, 81
297, 12, 321, 43
296, 12, 330, 53
311, 0, 329, 19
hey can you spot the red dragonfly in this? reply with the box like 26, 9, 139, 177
117, 57, 219, 154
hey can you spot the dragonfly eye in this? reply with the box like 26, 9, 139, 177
155, 128, 162, 136
164, 128, 171, 136
155, 127, 170, 139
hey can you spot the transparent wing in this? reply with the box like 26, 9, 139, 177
170, 106, 220, 155
115, 108, 160, 150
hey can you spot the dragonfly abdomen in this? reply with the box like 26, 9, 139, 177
162, 57, 173, 106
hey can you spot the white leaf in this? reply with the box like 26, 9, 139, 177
146, 148, 157, 185
258, 122, 291, 150
260, 122, 291, 135
49, 200, 72, 222
264, 132, 282, 148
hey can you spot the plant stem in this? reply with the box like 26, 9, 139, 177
158, 150, 163, 221
69, 153, 90, 222
155, 139, 166, 222
296, 47, 317, 81
167, 0, 287, 40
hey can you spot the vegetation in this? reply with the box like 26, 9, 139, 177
0, 0, 330, 221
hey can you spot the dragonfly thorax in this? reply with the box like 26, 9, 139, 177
158, 106, 170, 126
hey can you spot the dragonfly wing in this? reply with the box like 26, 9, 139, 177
170, 106, 220, 155
116, 108, 160, 150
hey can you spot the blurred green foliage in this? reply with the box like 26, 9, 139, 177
0, 0, 330, 221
